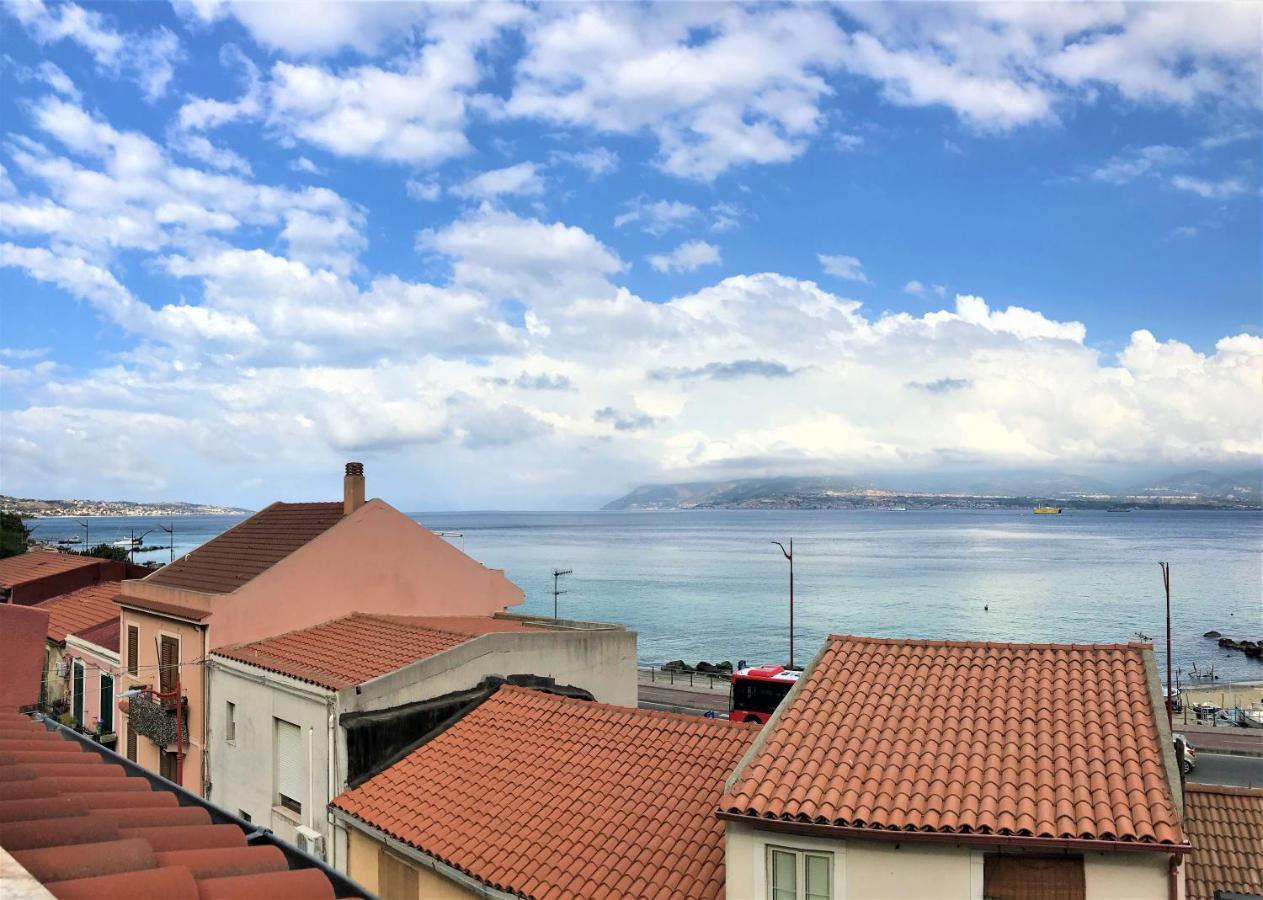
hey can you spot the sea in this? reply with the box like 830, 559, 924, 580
28, 508, 1263, 684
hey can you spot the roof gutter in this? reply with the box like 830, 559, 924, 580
716, 812, 1192, 857
329, 807, 520, 899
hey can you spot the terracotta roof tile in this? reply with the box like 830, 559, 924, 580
721, 635, 1185, 849
0, 708, 348, 898
115, 595, 212, 622
1184, 783, 1263, 900
71, 617, 121, 654
142, 502, 343, 594
212, 612, 486, 690
35, 582, 122, 643
0, 550, 100, 589
332, 685, 759, 900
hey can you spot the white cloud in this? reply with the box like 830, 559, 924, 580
649, 240, 722, 274
290, 157, 324, 175
819, 253, 870, 284
903, 280, 926, 296
179, 0, 429, 56
1090, 145, 1187, 185
454, 163, 544, 201
5, 0, 182, 101
507, 4, 846, 180
35, 62, 80, 100
406, 177, 441, 202
614, 198, 700, 235
170, 133, 252, 176
1171, 174, 1251, 199
552, 147, 618, 179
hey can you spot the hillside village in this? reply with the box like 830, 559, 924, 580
1, 462, 1258, 900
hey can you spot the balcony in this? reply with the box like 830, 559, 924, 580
126, 692, 189, 747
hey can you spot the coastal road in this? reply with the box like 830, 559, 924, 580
639, 684, 727, 716
1188, 752, 1263, 789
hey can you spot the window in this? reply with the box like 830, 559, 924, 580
378, 848, 419, 900
159, 635, 179, 693
225, 701, 236, 743
71, 660, 84, 725
274, 718, 304, 815
767, 846, 832, 900
98, 673, 114, 733
983, 855, 1084, 900
239, 810, 251, 823
127, 625, 138, 676
126, 726, 137, 761
159, 749, 178, 782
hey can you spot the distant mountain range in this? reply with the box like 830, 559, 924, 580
2, 496, 252, 517
603, 469, 1263, 511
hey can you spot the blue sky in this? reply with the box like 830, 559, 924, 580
0, 1, 1260, 509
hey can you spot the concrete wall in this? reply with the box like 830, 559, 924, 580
207, 500, 524, 648
342, 626, 639, 716
206, 657, 333, 852
0, 604, 48, 708
346, 825, 477, 900
117, 610, 207, 794
725, 822, 1175, 900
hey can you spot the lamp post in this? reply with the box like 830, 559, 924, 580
1159, 562, 1173, 731
772, 540, 795, 669
76, 519, 89, 551
159, 523, 174, 563
131, 529, 154, 563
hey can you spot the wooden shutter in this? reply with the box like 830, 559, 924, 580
275, 719, 304, 812
159, 750, 176, 781
127, 626, 138, 676
984, 855, 1085, 900
159, 636, 178, 693
126, 726, 136, 761
72, 661, 84, 724
99, 674, 113, 732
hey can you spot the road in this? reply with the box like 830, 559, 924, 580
1188, 752, 1263, 788
639, 684, 727, 715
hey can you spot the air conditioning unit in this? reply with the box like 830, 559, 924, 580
294, 825, 325, 861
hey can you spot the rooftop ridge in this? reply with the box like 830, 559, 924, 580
1184, 782, 1263, 798
826, 634, 1153, 652
212, 610, 477, 655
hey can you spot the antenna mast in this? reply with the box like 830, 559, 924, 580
552, 568, 573, 620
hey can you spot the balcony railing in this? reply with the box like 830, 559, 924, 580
127, 692, 189, 746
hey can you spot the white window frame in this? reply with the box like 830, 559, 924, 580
751, 833, 845, 900
225, 700, 236, 744
274, 717, 304, 816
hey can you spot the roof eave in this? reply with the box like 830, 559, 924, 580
716, 811, 1192, 856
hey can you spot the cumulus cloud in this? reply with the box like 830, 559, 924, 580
903, 280, 926, 296
454, 163, 544, 201
649, 240, 721, 274
819, 254, 870, 284
1090, 144, 1187, 185
615, 198, 701, 235
1171, 175, 1251, 199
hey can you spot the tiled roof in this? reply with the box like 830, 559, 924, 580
1184, 783, 1263, 900
71, 617, 121, 654
0, 550, 100, 589
721, 636, 1185, 848
213, 613, 494, 690
142, 502, 343, 594
34, 582, 122, 644
116, 595, 212, 622
332, 685, 760, 900
0, 708, 350, 898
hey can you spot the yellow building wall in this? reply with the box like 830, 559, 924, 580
346, 826, 475, 900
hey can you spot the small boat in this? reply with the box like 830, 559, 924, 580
1106, 506, 1131, 513
111, 537, 142, 548
1033, 506, 1062, 515
1243, 708, 1263, 729
1192, 702, 1220, 722
56, 537, 82, 545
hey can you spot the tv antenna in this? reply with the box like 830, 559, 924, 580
552, 568, 573, 620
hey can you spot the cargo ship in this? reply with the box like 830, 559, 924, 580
1033, 506, 1062, 514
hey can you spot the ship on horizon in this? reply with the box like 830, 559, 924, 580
1033, 506, 1063, 515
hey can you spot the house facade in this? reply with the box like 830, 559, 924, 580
63, 618, 122, 746
33, 581, 122, 717
719, 636, 1190, 900
115, 462, 526, 795
206, 611, 636, 863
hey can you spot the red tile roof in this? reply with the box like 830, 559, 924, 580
721, 636, 1186, 850
0, 550, 100, 589
35, 582, 122, 644
332, 685, 760, 900
71, 617, 121, 654
142, 502, 343, 594
1183, 783, 1263, 900
0, 709, 349, 898
212, 613, 508, 690
115, 595, 212, 622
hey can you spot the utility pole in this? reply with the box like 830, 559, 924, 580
772, 540, 795, 669
552, 568, 573, 620
159, 523, 174, 563
1160, 562, 1173, 731
76, 519, 89, 551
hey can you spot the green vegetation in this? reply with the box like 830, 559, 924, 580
73, 543, 130, 561
0, 512, 31, 558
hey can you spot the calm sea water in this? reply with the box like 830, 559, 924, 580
29, 509, 1263, 683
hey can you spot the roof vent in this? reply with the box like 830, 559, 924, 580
344, 462, 365, 516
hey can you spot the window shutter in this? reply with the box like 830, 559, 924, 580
159, 636, 178, 693
126, 726, 137, 761
99, 674, 114, 732
276, 719, 304, 809
127, 626, 138, 676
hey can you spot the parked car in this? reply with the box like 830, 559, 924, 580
1173, 733, 1197, 774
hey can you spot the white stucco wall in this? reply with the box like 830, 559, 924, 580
206, 658, 334, 855
725, 822, 1175, 900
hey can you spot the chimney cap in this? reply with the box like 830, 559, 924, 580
345, 462, 364, 476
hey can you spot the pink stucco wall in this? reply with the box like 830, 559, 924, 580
0, 604, 48, 708
66, 640, 121, 735
205, 499, 523, 648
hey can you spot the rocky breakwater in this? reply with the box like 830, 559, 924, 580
661, 659, 734, 675
1205, 630, 1262, 659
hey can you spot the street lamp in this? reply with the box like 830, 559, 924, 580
772, 539, 795, 669
131, 529, 154, 563
76, 519, 89, 551
159, 523, 174, 563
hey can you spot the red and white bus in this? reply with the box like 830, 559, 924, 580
729, 664, 800, 724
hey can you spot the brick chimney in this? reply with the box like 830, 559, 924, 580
344, 462, 365, 515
